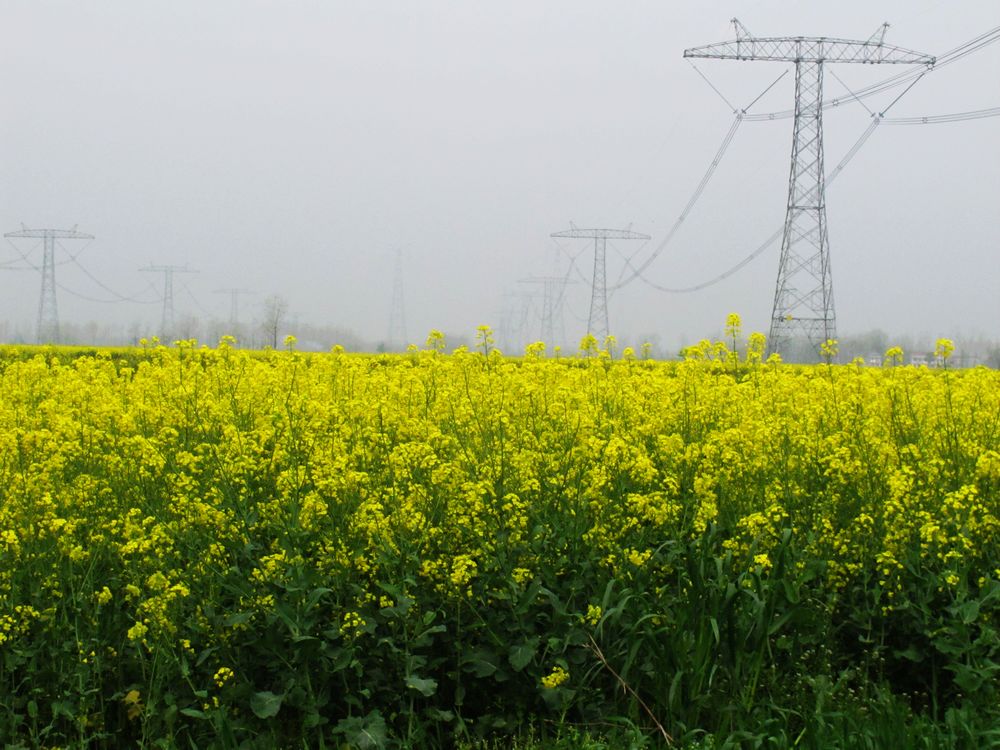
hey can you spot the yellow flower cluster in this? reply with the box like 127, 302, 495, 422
0, 333, 997, 696
541, 665, 570, 689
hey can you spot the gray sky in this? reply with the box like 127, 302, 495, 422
2, 1, 998, 348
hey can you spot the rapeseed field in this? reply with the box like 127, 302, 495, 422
1, 326, 998, 748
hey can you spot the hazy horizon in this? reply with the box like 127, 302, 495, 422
3, 1, 998, 351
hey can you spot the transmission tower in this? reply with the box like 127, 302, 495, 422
496, 291, 522, 352
387, 250, 408, 350
214, 287, 253, 337
140, 264, 197, 339
550, 226, 650, 342
518, 275, 575, 346
685, 20, 934, 358
3, 226, 95, 343
498, 290, 535, 352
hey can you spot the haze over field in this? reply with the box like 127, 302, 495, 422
2, 1, 998, 350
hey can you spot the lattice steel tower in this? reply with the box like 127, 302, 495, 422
214, 288, 252, 330
685, 20, 934, 358
140, 264, 196, 339
518, 275, 574, 346
3, 226, 95, 343
550, 226, 650, 342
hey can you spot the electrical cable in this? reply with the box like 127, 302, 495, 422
5, 237, 160, 304
180, 281, 214, 318
56, 281, 162, 305
688, 60, 738, 111
4, 238, 42, 271
830, 68, 876, 116
885, 106, 1000, 124
67, 254, 161, 304
623, 117, 882, 294
550, 26, 999, 306
743, 25, 1000, 122
608, 113, 743, 291
606, 67, 792, 293
552, 238, 594, 287
613, 26, 1000, 294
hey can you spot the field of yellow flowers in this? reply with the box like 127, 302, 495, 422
1, 328, 999, 748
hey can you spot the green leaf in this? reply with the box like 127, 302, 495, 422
956, 600, 980, 624
180, 707, 207, 719
427, 708, 454, 722
951, 663, 986, 694
303, 711, 328, 729
305, 586, 332, 609
464, 648, 501, 678
223, 611, 253, 627
250, 690, 284, 719
768, 609, 795, 636
895, 645, 923, 662
405, 674, 438, 697
195, 647, 217, 667
508, 637, 540, 672
334, 710, 387, 749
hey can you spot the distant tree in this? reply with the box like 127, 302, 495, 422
986, 346, 1000, 370
175, 314, 201, 343
260, 295, 289, 349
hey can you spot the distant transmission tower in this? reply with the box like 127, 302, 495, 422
3, 225, 95, 343
140, 264, 197, 339
685, 20, 934, 358
550, 226, 650, 342
214, 288, 252, 330
387, 250, 408, 350
497, 291, 524, 352
518, 275, 574, 346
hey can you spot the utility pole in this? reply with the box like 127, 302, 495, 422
550, 225, 650, 342
685, 19, 934, 359
3, 225, 95, 343
140, 264, 197, 340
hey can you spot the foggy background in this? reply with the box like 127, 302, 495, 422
2, 1, 998, 354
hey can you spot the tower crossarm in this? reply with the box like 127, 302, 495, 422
684, 36, 935, 65
5, 228, 95, 240
550, 228, 651, 240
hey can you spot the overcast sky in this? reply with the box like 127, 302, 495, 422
2, 1, 998, 349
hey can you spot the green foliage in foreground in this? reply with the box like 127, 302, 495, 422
1, 343, 999, 748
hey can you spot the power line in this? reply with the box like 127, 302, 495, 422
885, 106, 1000, 124
550, 226, 650, 340
55, 281, 160, 305
685, 20, 936, 358
607, 65, 795, 293
4, 226, 95, 343
67, 254, 161, 304
609, 114, 744, 290
624, 112, 883, 295
139, 264, 197, 339
742, 25, 1000, 122
620, 91, 998, 299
